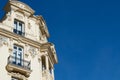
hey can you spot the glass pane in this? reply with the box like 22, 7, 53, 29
14, 46, 17, 49
13, 45, 23, 66
19, 47, 22, 51
14, 21, 17, 29
13, 51, 17, 57
18, 22, 22, 31
17, 52, 22, 66
22, 24, 24, 32
12, 51, 17, 64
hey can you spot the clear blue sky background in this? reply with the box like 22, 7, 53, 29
1, 0, 120, 80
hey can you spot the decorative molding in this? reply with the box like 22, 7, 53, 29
10, 1, 35, 14
40, 43, 58, 64
28, 23, 31, 29
9, 38, 13, 53
25, 53, 29, 58
29, 46, 37, 58
17, 37, 22, 43
9, 48, 13, 53
38, 57, 41, 62
8, 72, 27, 80
16, 14, 23, 19
0, 27, 41, 48
42, 70, 53, 80
8, 17, 12, 21
0, 35, 8, 47
24, 44, 29, 58
6, 12, 11, 21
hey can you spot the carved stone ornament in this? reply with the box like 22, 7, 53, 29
10, 1, 34, 15
24, 44, 29, 58
16, 14, 23, 20
8, 17, 12, 21
8, 72, 27, 80
28, 23, 31, 29
0, 36, 8, 47
17, 37, 22, 43
29, 46, 37, 58
9, 48, 13, 53
9, 38, 13, 53
38, 57, 41, 62
25, 53, 29, 58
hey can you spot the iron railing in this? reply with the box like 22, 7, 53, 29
8, 56, 31, 70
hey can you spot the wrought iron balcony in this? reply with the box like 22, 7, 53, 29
6, 56, 32, 77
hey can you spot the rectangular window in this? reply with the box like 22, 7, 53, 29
13, 19, 25, 36
13, 45, 23, 66
41, 56, 46, 71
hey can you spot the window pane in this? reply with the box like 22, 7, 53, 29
14, 46, 17, 49
17, 53, 22, 65
18, 22, 22, 31
11, 77, 18, 80
13, 45, 23, 66
13, 20, 24, 36
14, 21, 17, 29
19, 47, 22, 51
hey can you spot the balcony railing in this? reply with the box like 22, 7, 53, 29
6, 56, 31, 77
8, 56, 31, 70
13, 29, 25, 36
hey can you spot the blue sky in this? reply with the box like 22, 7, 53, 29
1, 0, 120, 80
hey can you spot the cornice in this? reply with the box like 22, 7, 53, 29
36, 15, 50, 38
0, 27, 41, 48
40, 42, 58, 64
11, 1, 35, 14
0, 25, 58, 63
4, 0, 35, 15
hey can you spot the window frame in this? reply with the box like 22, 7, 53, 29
13, 19, 25, 36
13, 44, 24, 66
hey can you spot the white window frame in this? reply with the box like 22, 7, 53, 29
13, 45, 24, 66
14, 19, 25, 35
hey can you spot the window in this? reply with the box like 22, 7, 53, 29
13, 19, 25, 36
11, 77, 18, 80
12, 45, 23, 66
41, 56, 46, 71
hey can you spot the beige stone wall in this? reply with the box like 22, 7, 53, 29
0, 35, 54, 80
0, 0, 57, 80
0, 36, 11, 80
1, 10, 47, 43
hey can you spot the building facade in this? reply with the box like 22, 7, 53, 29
0, 0, 58, 80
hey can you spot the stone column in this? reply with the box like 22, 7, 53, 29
45, 55, 49, 70
52, 68, 54, 79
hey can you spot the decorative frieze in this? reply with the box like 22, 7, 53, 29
17, 37, 22, 43
24, 44, 29, 58
29, 46, 37, 58
28, 23, 31, 29
0, 35, 8, 47
16, 14, 23, 20
8, 72, 27, 80
8, 38, 13, 53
